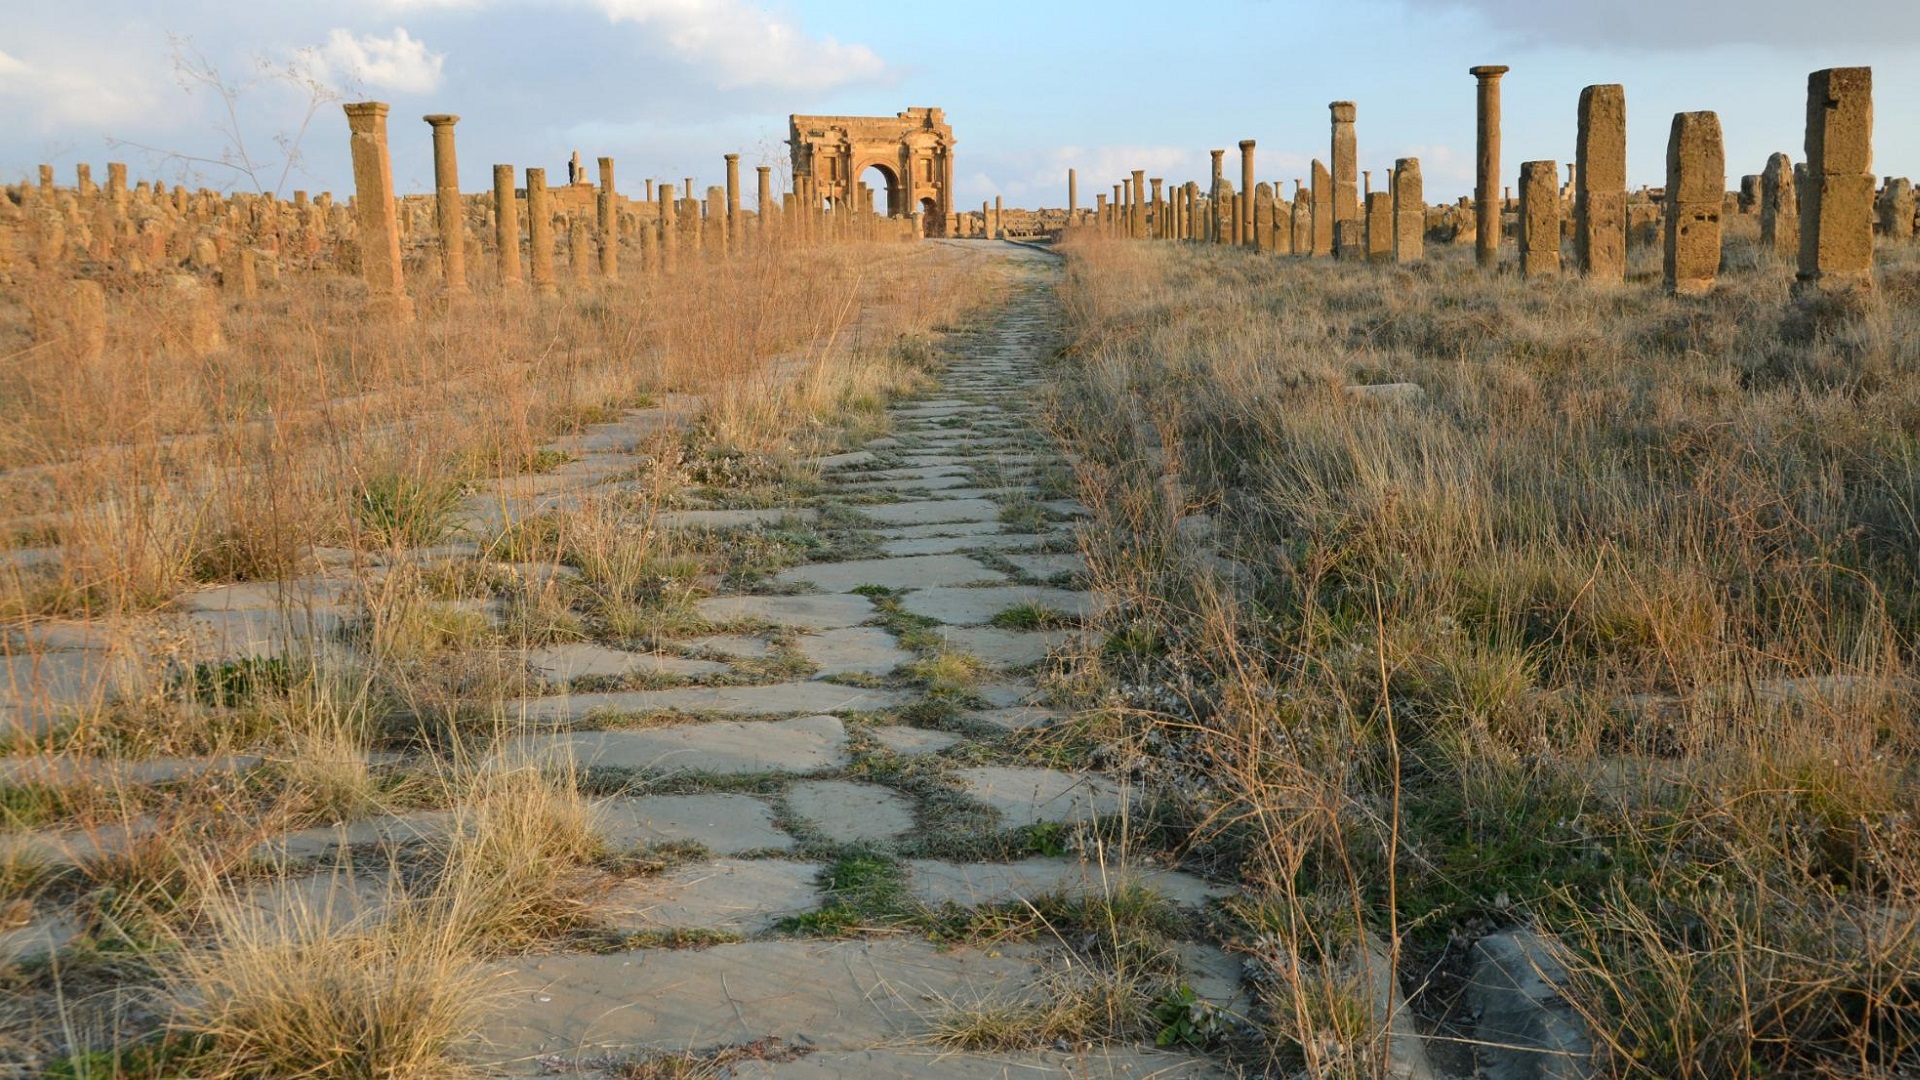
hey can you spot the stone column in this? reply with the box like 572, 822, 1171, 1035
725, 154, 741, 252
1574, 84, 1627, 282
594, 157, 618, 279
1365, 191, 1393, 262
1799, 67, 1875, 290
1520, 159, 1561, 278
1760, 152, 1799, 258
1663, 111, 1724, 296
1238, 140, 1257, 245
1330, 102, 1359, 233
493, 164, 521, 287
1291, 183, 1311, 255
526, 167, 557, 296
1392, 157, 1424, 264
1310, 159, 1334, 256
1253, 183, 1273, 252
569, 212, 591, 284
342, 102, 412, 321
1150, 177, 1165, 239
1209, 150, 1225, 201
757, 166, 774, 241
107, 163, 128, 209
994, 195, 1004, 239
659, 182, 677, 269
1214, 181, 1235, 246
1095, 193, 1108, 234
1471, 65, 1510, 269
1068, 168, 1077, 216
1131, 170, 1147, 239
423, 114, 468, 296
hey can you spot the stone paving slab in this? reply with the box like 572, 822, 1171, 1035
795, 627, 913, 679
856, 500, 1005, 527
597, 859, 821, 934
968, 706, 1068, 732
1003, 552, 1089, 580
0, 752, 263, 787
505, 715, 850, 776
866, 726, 962, 757
840, 473, 981, 493
595, 794, 794, 854
255, 810, 459, 863
785, 780, 918, 845
775, 554, 1004, 593
724, 1049, 1230, 1080
878, 533, 1045, 557
517, 682, 909, 724
658, 508, 819, 530
874, 520, 1015, 540
696, 593, 876, 630
929, 627, 1073, 669
525, 643, 730, 682
481, 940, 1044, 1072
953, 766, 1130, 829
897, 586, 1095, 627
906, 858, 1231, 910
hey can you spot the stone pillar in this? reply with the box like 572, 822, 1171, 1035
569, 212, 591, 284
1471, 65, 1510, 269
1392, 157, 1424, 264
1663, 111, 1724, 296
1879, 178, 1914, 241
1095, 193, 1108, 234
526, 167, 557, 296
659, 182, 677, 269
1126, 170, 1143, 239
1330, 102, 1359, 232
342, 102, 411, 321
107, 163, 128, 209
1238, 140, 1257, 246
1574, 84, 1627, 283
757, 166, 774, 241
1799, 67, 1875, 290
1309, 160, 1333, 256
1213, 181, 1235, 246
1292, 183, 1312, 255
423, 114, 467, 296
994, 195, 1004, 239
1760, 152, 1799, 258
1364, 191, 1392, 262
493, 164, 521, 288
1068, 169, 1078, 217
725, 154, 741, 251
1150, 177, 1165, 239
1519, 160, 1561, 278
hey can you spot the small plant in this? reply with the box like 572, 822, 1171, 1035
355, 474, 463, 549
989, 603, 1068, 631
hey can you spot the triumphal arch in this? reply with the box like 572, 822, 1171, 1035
788, 108, 956, 236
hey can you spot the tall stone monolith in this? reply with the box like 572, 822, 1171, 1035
1881, 178, 1913, 241
424, 114, 468, 296
1392, 157, 1424, 264
1798, 67, 1875, 290
1520, 159, 1562, 278
1310, 159, 1333, 256
1150, 178, 1165, 239
1760, 152, 1798, 258
724, 154, 741, 252
1574, 84, 1626, 282
1068, 169, 1077, 217
1663, 111, 1724, 296
658, 182, 677, 270
597, 157, 619, 278
1471, 65, 1509, 269
1365, 191, 1392, 262
343, 102, 412, 321
1239, 140, 1257, 245
526, 167, 557, 296
494, 164, 521, 288
1330, 102, 1359, 233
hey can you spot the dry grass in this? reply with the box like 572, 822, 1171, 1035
1049, 225, 1920, 1077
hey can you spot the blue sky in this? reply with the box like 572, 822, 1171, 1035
3, 0, 1917, 208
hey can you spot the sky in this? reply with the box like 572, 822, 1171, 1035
2, 0, 1918, 209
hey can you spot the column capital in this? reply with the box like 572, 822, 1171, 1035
1470, 65, 1510, 79
344, 101, 390, 124
422, 113, 460, 127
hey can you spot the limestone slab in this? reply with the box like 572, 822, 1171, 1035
682, 634, 776, 659
875, 520, 1009, 540
482, 940, 1041, 1071
726, 1048, 1228, 1079
856, 499, 1004, 527
879, 533, 1043, 557
594, 794, 794, 854
525, 643, 729, 682
969, 706, 1067, 732
953, 766, 1129, 829
775, 554, 1002, 593
517, 682, 909, 724
0, 752, 263, 787
896, 586, 1094, 627
866, 726, 962, 757
657, 508, 818, 530
506, 715, 850, 776
906, 858, 1231, 909
932, 626, 1072, 668
696, 593, 875, 630
840, 473, 979, 493
1003, 552, 1089, 580
784, 780, 917, 845
796, 627, 912, 678
597, 859, 820, 934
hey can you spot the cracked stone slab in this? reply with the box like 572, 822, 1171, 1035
696, 593, 875, 630
725, 1048, 1233, 1079
929, 626, 1073, 668
878, 533, 1046, 557
1003, 552, 1089, 580
968, 706, 1067, 732
595, 794, 794, 854
505, 715, 850, 776
0, 752, 263, 787
874, 520, 1012, 540
254, 811, 459, 863
657, 508, 819, 529
906, 857, 1232, 909
805, 450, 878, 470
795, 627, 913, 679
855, 499, 1005, 527
784, 780, 918, 845
896, 586, 1095, 627
481, 940, 1043, 1073
774, 554, 1004, 593
516, 682, 909, 724
866, 726, 962, 757
525, 643, 730, 682
597, 859, 821, 934
953, 766, 1130, 829
840, 473, 981, 493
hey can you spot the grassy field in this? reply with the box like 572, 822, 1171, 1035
1046, 223, 1920, 1078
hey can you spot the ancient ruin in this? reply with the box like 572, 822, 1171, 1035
343, 102, 411, 320
1663, 111, 1725, 296
1799, 67, 1875, 290
1574, 84, 1627, 282
1471, 65, 1509, 269
1520, 159, 1561, 278
788, 108, 955, 236
1760, 152, 1799, 258
1392, 157, 1424, 264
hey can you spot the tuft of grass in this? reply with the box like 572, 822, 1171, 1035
356, 474, 463, 550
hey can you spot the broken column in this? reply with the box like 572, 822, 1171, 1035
725, 154, 741, 252
1882, 178, 1913, 241
1150, 178, 1165, 239
526, 166, 557, 296
1068, 168, 1077, 217
1760, 152, 1798, 258
658, 182, 677, 270
1131, 170, 1147, 239
1365, 191, 1392, 262
595, 157, 618, 278
1520, 159, 1562, 278
1292, 182, 1312, 255
1574, 84, 1626, 282
1663, 111, 1724, 296
424, 114, 468, 296
1393, 157, 1424, 264
1471, 65, 1509, 269
569, 213, 591, 284
1799, 67, 1875, 290
1330, 102, 1360, 244
1239, 140, 1256, 245
493, 164, 521, 288
1310, 159, 1334, 256
342, 102, 412, 321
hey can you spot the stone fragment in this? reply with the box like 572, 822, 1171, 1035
795, 626, 911, 678
518, 683, 908, 725
1469, 930, 1598, 1080
1799, 67, 1875, 290
1310, 159, 1334, 256
953, 766, 1128, 829
1520, 160, 1562, 278
896, 586, 1094, 626
1574, 84, 1627, 282
1365, 191, 1393, 262
1663, 111, 1725, 296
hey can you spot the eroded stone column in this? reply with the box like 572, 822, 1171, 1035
659, 182, 677, 269
597, 157, 619, 278
1472, 65, 1510, 269
1310, 159, 1333, 256
1253, 183, 1272, 252
493, 164, 521, 288
1330, 102, 1359, 235
1130, 170, 1146, 239
1520, 159, 1561, 278
1393, 157, 1424, 264
569, 213, 591, 284
1150, 177, 1165, 239
423, 114, 467, 296
1663, 111, 1724, 296
1574, 84, 1627, 282
1760, 152, 1798, 258
725, 154, 741, 252
1238, 140, 1256, 246
1095, 193, 1108, 234
1883, 178, 1913, 241
1799, 67, 1875, 290
343, 102, 412, 320
526, 166, 557, 296
1068, 169, 1077, 217
757, 166, 774, 241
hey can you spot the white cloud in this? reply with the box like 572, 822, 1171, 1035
588, 0, 889, 91
0, 50, 30, 77
320, 27, 445, 94
0, 44, 168, 131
